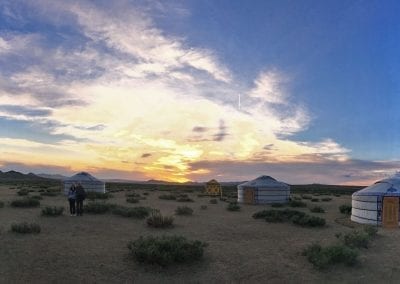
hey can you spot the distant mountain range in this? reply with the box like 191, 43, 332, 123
37, 173, 68, 180
0, 170, 50, 181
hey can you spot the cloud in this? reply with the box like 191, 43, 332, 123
192, 126, 209, 133
141, 153, 152, 158
213, 120, 228, 142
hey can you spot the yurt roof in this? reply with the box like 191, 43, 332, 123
64, 172, 104, 183
206, 179, 219, 185
353, 173, 400, 196
238, 175, 288, 188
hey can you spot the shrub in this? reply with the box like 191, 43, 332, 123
127, 235, 207, 266
289, 200, 307, 207
146, 212, 174, 228
112, 206, 151, 219
292, 215, 326, 227
293, 196, 302, 201
40, 191, 58, 197
321, 197, 332, 202
31, 195, 43, 200
310, 206, 325, 213
303, 243, 358, 269
158, 194, 176, 200
84, 201, 115, 214
271, 203, 284, 208
143, 192, 149, 196
42, 206, 64, 216
226, 202, 240, 211
339, 204, 352, 215
177, 197, 194, 202
0, 201, 4, 208
11, 222, 41, 234
17, 189, 29, 196
334, 194, 341, 197
200, 205, 207, 210
87, 192, 112, 200
126, 197, 140, 204
253, 209, 325, 227
341, 230, 370, 248
301, 195, 312, 200
311, 198, 319, 202
126, 192, 141, 198
11, 197, 40, 208
364, 225, 378, 237
209, 199, 218, 204
175, 206, 194, 215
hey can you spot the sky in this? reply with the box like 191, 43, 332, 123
0, 0, 400, 185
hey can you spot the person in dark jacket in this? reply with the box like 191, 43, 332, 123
67, 183, 77, 216
75, 182, 86, 216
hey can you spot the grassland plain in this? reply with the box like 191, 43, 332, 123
1, 183, 400, 283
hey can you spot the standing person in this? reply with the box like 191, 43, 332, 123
68, 183, 77, 216
75, 182, 86, 216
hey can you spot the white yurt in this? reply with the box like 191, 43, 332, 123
63, 172, 105, 195
237, 175, 290, 204
351, 173, 400, 227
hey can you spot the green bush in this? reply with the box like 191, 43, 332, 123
31, 195, 43, 200
42, 206, 64, 217
292, 215, 326, 227
175, 206, 194, 215
209, 199, 218, 204
158, 194, 176, 200
143, 192, 149, 196
84, 201, 115, 214
87, 192, 112, 200
112, 206, 151, 219
339, 204, 352, 215
146, 212, 174, 228
127, 235, 207, 266
293, 196, 302, 201
334, 194, 341, 197
126, 192, 141, 198
341, 230, 370, 248
17, 189, 29, 196
126, 197, 140, 204
289, 200, 307, 207
253, 209, 325, 227
200, 205, 207, 210
271, 203, 284, 208
303, 243, 358, 269
11, 222, 41, 234
11, 197, 40, 208
226, 202, 240, 211
177, 197, 194, 202
321, 197, 332, 202
311, 198, 319, 202
310, 206, 325, 213
301, 195, 312, 200
364, 225, 378, 237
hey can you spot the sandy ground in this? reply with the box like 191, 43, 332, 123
1, 185, 400, 284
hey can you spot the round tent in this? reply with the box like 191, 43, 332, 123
237, 175, 290, 204
63, 172, 105, 195
351, 173, 400, 227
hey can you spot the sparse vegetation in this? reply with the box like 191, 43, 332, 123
11, 222, 41, 234
126, 197, 140, 203
289, 200, 307, 207
311, 198, 319, 202
321, 197, 332, 202
226, 202, 240, 211
158, 194, 176, 200
177, 197, 194, 202
146, 212, 174, 228
11, 197, 40, 208
87, 192, 112, 200
40, 191, 59, 197
175, 206, 193, 215
253, 209, 325, 227
301, 195, 312, 200
112, 206, 151, 219
310, 206, 325, 213
271, 203, 285, 208
127, 235, 207, 266
42, 206, 64, 216
17, 189, 29, 196
303, 243, 358, 269
31, 195, 43, 200
339, 204, 352, 215
84, 201, 115, 214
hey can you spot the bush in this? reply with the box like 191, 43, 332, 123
301, 195, 312, 200
303, 243, 358, 269
84, 201, 115, 214
177, 197, 194, 202
31, 195, 43, 200
289, 200, 307, 207
126, 192, 141, 198
87, 192, 112, 200
209, 199, 218, 204
310, 206, 325, 213
126, 197, 140, 204
311, 198, 319, 202
364, 225, 378, 237
112, 206, 151, 219
253, 209, 325, 227
292, 215, 326, 227
40, 191, 58, 197
0, 201, 4, 208
321, 197, 332, 202
158, 194, 176, 200
339, 204, 352, 215
17, 189, 29, 196
200, 205, 207, 210
340, 230, 370, 248
127, 235, 207, 266
42, 206, 64, 217
146, 212, 174, 228
293, 196, 302, 201
334, 194, 341, 197
271, 203, 284, 208
143, 192, 149, 196
226, 202, 240, 211
11, 222, 41, 234
175, 206, 193, 215
11, 197, 40, 208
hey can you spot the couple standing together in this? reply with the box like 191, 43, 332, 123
68, 183, 87, 216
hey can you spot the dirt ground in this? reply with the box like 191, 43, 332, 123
1, 185, 400, 284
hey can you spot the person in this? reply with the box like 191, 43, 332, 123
67, 183, 76, 216
75, 182, 86, 216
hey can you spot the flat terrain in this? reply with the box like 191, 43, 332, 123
1, 184, 400, 283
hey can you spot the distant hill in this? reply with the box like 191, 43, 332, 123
0, 170, 51, 181
37, 173, 68, 180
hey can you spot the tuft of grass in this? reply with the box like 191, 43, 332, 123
226, 202, 240, 211
146, 212, 174, 228
127, 235, 207, 266
17, 189, 29, 196
310, 206, 325, 213
158, 194, 176, 200
289, 200, 307, 207
126, 197, 140, 204
303, 243, 358, 269
11, 197, 40, 208
84, 201, 116, 214
321, 197, 332, 202
200, 205, 207, 210
11, 222, 41, 234
41, 206, 64, 217
209, 199, 218, 204
339, 204, 352, 215
112, 206, 151, 219
87, 192, 112, 200
175, 206, 194, 215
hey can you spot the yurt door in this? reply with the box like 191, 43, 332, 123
244, 188, 254, 204
383, 197, 399, 228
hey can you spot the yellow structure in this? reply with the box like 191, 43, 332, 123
205, 179, 222, 196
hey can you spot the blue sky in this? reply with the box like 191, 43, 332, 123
0, 0, 399, 184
